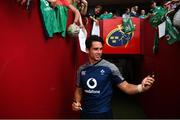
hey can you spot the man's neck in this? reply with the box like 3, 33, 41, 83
89, 59, 102, 65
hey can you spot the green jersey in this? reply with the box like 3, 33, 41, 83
149, 6, 167, 28
122, 18, 135, 33
40, 0, 68, 38
40, 0, 59, 37
98, 13, 113, 19
55, 5, 68, 37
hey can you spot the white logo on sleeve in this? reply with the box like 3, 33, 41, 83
87, 78, 97, 89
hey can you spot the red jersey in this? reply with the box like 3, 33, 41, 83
56, 0, 70, 7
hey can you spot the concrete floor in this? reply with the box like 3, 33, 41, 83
112, 88, 147, 119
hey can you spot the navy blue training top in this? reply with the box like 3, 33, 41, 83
76, 59, 124, 113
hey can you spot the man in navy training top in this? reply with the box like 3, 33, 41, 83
72, 35, 155, 119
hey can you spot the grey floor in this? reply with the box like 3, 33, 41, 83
112, 88, 147, 119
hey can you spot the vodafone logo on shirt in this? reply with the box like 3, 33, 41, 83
87, 78, 97, 89
85, 78, 100, 94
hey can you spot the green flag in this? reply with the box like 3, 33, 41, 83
165, 17, 180, 45
122, 18, 135, 33
149, 6, 167, 28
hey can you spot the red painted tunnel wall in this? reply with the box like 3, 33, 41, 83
0, 0, 87, 118
140, 20, 180, 118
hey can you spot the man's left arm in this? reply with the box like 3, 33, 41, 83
117, 76, 155, 94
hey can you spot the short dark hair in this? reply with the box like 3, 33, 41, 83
95, 5, 103, 11
150, 0, 156, 5
85, 35, 104, 49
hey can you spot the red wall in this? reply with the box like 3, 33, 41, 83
0, 0, 87, 118
140, 20, 180, 118
0, 0, 180, 119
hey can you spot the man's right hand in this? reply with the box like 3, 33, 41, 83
72, 101, 82, 111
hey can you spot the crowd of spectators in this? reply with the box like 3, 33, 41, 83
36, 0, 180, 37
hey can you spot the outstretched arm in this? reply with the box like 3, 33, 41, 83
68, 4, 81, 24
47, 0, 84, 26
47, 0, 56, 2
117, 76, 155, 95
